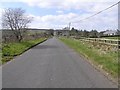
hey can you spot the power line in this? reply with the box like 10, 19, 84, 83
70, 1, 120, 23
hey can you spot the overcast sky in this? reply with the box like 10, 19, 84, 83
0, 0, 119, 31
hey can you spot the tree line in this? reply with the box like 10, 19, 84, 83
70, 27, 119, 38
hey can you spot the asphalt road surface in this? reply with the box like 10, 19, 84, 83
2, 37, 117, 88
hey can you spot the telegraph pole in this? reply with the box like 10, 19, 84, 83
68, 22, 71, 30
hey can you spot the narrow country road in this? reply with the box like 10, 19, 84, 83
2, 37, 117, 88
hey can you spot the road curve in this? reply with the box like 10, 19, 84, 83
2, 37, 117, 88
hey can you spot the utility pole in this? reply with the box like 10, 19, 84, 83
68, 22, 71, 30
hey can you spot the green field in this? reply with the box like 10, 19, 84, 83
2, 38, 47, 64
60, 37, 118, 78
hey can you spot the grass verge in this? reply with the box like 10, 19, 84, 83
2, 38, 47, 64
102, 36, 120, 40
59, 37, 118, 78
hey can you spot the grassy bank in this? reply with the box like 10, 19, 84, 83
2, 38, 47, 64
102, 36, 120, 40
60, 37, 118, 78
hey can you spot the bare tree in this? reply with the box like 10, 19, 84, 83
2, 8, 33, 42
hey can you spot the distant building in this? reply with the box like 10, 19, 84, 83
54, 27, 70, 36
63, 27, 70, 30
103, 30, 118, 36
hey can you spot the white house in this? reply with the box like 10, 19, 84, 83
103, 30, 118, 36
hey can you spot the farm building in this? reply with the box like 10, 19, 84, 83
54, 27, 70, 36
103, 30, 118, 36
54, 30, 70, 36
